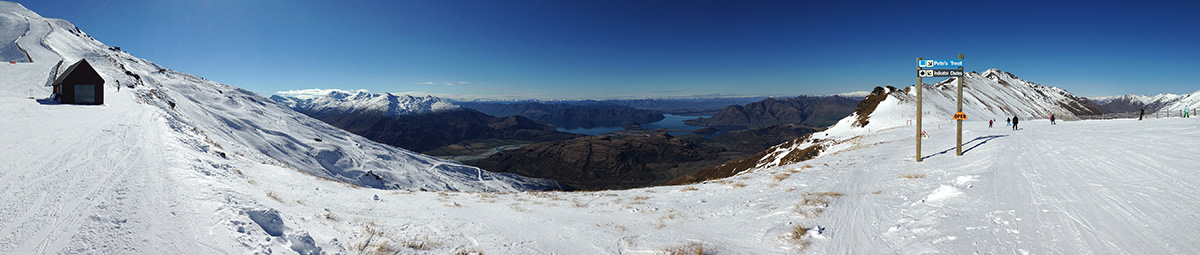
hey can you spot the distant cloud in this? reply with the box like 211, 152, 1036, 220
457, 81, 470, 85
275, 88, 367, 99
416, 82, 436, 85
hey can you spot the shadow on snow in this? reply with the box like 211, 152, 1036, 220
922, 135, 1008, 161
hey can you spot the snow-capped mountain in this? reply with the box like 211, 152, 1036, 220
713, 68, 1106, 172
1090, 93, 1186, 113
271, 91, 460, 117
1155, 89, 1200, 114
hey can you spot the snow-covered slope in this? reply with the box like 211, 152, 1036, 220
930, 69, 1103, 120
271, 91, 460, 117
1153, 89, 1200, 115
0, 3, 553, 192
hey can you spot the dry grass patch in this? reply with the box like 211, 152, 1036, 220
595, 222, 629, 232
351, 222, 393, 254
265, 191, 284, 203
730, 182, 747, 188
320, 211, 339, 221
400, 236, 444, 250
789, 223, 807, 239
793, 191, 842, 218
509, 203, 531, 213
786, 223, 812, 250
773, 172, 792, 181
679, 186, 699, 192
351, 222, 445, 253
658, 241, 713, 255
453, 248, 485, 255
900, 173, 927, 179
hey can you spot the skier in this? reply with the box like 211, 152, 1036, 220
1140, 108, 1145, 120
1012, 116, 1020, 131
989, 119, 994, 128
1006, 117, 1011, 126
1050, 115, 1056, 125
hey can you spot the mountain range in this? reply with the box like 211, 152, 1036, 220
1089, 92, 1200, 116
273, 91, 582, 153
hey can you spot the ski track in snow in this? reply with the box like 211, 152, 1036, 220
813, 119, 1200, 254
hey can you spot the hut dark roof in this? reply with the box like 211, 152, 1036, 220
53, 58, 93, 85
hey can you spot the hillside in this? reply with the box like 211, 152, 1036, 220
684, 96, 860, 129
467, 124, 820, 190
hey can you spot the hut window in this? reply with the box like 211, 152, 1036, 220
75, 84, 95, 104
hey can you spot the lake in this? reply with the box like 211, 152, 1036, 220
556, 114, 713, 136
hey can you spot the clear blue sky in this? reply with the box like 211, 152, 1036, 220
16, 0, 1200, 99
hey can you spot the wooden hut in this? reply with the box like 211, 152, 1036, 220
52, 59, 104, 104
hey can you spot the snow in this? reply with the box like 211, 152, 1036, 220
2, 1, 1199, 254
1156, 89, 1200, 115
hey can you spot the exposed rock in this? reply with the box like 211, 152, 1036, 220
853, 86, 895, 127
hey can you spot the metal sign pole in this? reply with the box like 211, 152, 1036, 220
956, 54, 964, 156
916, 57, 923, 162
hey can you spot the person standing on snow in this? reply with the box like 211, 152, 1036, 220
989, 119, 994, 128
1012, 116, 1020, 131
1006, 117, 1011, 126
1050, 115, 1056, 125
1140, 109, 1145, 120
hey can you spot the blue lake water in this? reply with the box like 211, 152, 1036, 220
556, 114, 713, 136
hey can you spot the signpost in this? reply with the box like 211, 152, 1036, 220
954, 54, 964, 157
915, 54, 965, 162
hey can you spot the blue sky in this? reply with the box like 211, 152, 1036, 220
17, 0, 1200, 99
